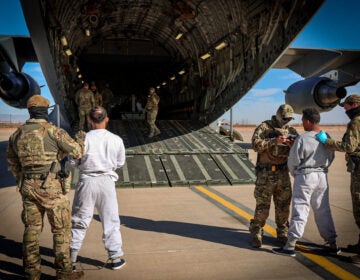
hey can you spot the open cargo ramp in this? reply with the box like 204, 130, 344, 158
108, 120, 256, 187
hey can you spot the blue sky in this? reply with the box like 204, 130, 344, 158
0, 0, 359, 124
229, 0, 360, 124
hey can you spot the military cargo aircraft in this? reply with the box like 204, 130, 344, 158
1, 0, 359, 187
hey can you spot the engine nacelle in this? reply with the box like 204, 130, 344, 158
285, 77, 347, 114
0, 71, 41, 108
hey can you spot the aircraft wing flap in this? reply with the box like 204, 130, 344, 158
273, 48, 342, 78
0, 36, 37, 72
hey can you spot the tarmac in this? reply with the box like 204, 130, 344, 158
1, 126, 360, 279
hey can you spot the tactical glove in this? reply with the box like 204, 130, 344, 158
315, 130, 328, 144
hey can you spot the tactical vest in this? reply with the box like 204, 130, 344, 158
76, 89, 93, 109
146, 94, 160, 112
258, 121, 291, 165
94, 91, 102, 106
15, 122, 58, 172
347, 116, 360, 157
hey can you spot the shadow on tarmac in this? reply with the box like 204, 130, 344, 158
119, 215, 279, 250
0, 233, 108, 278
0, 235, 55, 279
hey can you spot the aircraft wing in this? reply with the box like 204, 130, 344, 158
0, 36, 37, 72
272, 47, 360, 113
273, 47, 360, 86
0, 36, 42, 109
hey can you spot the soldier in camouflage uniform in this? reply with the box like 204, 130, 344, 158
75, 82, 95, 131
7, 95, 85, 280
250, 104, 298, 248
101, 82, 114, 113
145, 87, 161, 138
316, 94, 360, 264
91, 82, 103, 107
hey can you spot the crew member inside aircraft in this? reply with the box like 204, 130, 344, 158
7, 95, 85, 279
316, 94, 360, 264
70, 106, 126, 271
75, 82, 95, 131
249, 104, 298, 248
91, 81, 103, 107
101, 82, 114, 113
144, 87, 161, 137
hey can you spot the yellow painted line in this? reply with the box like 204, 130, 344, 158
296, 244, 359, 280
195, 185, 360, 280
195, 186, 276, 236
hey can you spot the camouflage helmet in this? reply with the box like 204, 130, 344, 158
276, 104, 294, 120
339, 94, 360, 107
149, 87, 155, 93
27, 95, 50, 108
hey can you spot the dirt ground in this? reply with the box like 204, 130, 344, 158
0, 124, 347, 170
234, 124, 347, 143
0, 125, 347, 142
235, 124, 346, 143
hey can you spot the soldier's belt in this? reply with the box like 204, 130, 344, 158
23, 173, 47, 180
256, 164, 288, 172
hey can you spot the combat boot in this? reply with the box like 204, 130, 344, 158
276, 236, 288, 246
26, 271, 41, 280
350, 254, 360, 264
346, 243, 360, 253
154, 127, 161, 136
325, 241, 341, 255
251, 233, 262, 248
345, 236, 360, 253
56, 270, 84, 280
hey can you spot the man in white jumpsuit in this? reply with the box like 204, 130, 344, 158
272, 108, 340, 257
70, 106, 126, 270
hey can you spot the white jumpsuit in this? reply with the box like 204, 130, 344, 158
287, 130, 337, 245
71, 129, 126, 259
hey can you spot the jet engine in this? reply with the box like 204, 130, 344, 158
0, 71, 40, 109
284, 77, 347, 114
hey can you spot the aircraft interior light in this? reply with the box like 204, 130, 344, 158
76, 67, 80, 72
178, 70, 186, 75
175, 33, 183, 40
64, 48, 72, 56
78, 74, 82, 79
200, 52, 211, 60
156, 85, 160, 89
85, 29, 91, 37
170, 76, 176, 80
162, 82, 167, 86
60, 36, 68, 46
215, 41, 228, 50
